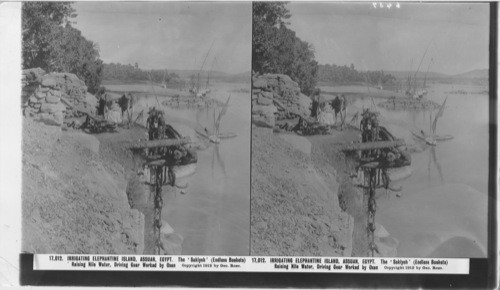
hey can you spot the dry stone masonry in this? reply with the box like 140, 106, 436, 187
252, 73, 311, 128
22, 68, 97, 127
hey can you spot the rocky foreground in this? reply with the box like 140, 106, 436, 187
251, 127, 354, 256
22, 114, 187, 255
22, 118, 144, 254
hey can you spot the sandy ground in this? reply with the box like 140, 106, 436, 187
251, 127, 355, 256
22, 118, 145, 254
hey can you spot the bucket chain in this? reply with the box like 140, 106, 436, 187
153, 165, 164, 255
365, 167, 378, 257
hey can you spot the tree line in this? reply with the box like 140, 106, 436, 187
102, 63, 182, 85
318, 63, 397, 87
252, 2, 318, 95
22, 2, 103, 93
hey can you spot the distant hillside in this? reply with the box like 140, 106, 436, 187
451, 69, 488, 79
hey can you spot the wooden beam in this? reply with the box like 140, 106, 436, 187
335, 139, 406, 151
127, 137, 191, 149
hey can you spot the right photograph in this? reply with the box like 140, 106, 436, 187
250, 2, 490, 257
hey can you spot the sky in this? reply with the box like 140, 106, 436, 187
73, 2, 251, 74
288, 2, 490, 75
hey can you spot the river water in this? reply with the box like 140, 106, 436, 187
129, 82, 251, 255
351, 83, 489, 258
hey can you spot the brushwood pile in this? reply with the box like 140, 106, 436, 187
252, 73, 311, 128
22, 68, 98, 127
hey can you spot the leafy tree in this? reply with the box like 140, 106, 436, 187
252, 2, 318, 95
47, 25, 103, 93
22, 2, 104, 93
22, 2, 75, 69
253, 2, 290, 27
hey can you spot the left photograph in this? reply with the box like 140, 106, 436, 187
21, 2, 251, 255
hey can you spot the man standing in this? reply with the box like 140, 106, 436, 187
97, 87, 107, 116
310, 88, 321, 118
118, 94, 129, 117
340, 94, 347, 128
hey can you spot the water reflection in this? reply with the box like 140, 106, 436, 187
195, 106, 228, 180
373, 83, 488, 257
212, 144, 227, 179
428, 146, 444, 182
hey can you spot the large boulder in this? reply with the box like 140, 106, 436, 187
252, 114, 275, 128
253, 78, 268, 89
39, 102, 66, 114
41, 76, 57, 88
38, 113, 63, 127
22, 68, 46, 85
253, 104, 277, 116
45, 95, 61, 104
257, 95, 273, 105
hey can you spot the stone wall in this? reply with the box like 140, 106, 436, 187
252, 73, 311, 128
22, 68, 97, 127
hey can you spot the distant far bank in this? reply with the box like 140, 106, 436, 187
382, 68, 488, 81
317, 68, 488, 89
103, 62, 251, 85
